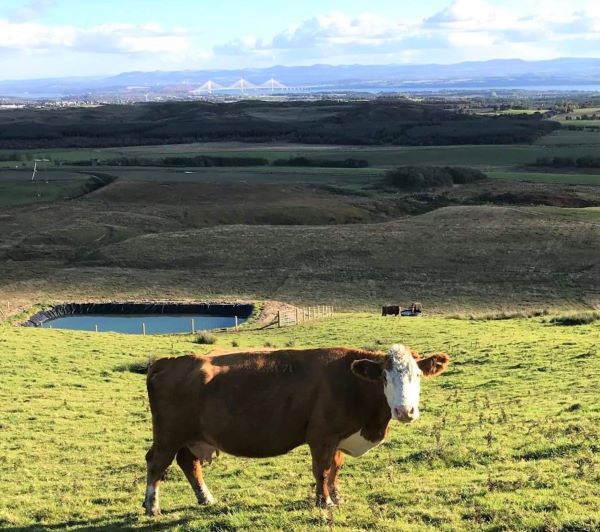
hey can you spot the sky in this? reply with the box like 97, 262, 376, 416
0, 0, 599, 80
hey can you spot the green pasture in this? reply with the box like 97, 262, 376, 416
96, 144, 547, 168
99, 144, 600, 170
86, 165, 383, 186
0, 170, 98, 205
488, 171, 600, 186
534, 128, 600, 147
1, 125, 599, 172
0, 181, 84, 206
0, 313, 599, 531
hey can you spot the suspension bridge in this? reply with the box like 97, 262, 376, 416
191, 78, 296, 95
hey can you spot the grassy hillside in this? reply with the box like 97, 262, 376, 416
0, 314, 598, 530
1, 204, 598, 313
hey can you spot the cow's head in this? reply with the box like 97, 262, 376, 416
351, 344, 450, 423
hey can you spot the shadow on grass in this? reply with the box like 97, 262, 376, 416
4, 508, 193, 532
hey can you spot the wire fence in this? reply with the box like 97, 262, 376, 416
276, 305, 334, 328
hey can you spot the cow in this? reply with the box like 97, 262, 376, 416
142, 344, 450, 515
381, 305, 400, 316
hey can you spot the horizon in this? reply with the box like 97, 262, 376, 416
3, 56, 600, 84
1, 0, 599, 81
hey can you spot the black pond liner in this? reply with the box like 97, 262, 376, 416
23, 302, 254, 328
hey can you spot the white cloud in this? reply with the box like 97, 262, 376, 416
214, 0, 600, 64
1, 0, 599, 78
0, 18, 191, 56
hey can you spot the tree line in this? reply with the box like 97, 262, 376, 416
58, 155, 370, 168
534, 156, 600, 168
384, 166, 487, 189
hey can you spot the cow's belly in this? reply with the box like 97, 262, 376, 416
337, 431, 383, 457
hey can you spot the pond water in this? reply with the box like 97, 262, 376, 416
42, 314, 244, 335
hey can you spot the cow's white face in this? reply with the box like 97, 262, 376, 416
382, 344, 421, 423
350, 344, 450, 424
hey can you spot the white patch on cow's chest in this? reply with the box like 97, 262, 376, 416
337, 431, 383, 457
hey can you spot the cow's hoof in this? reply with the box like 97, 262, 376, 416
198, 495, 216, 506
144, 506, 161, 517
196, 486, 216, 505
330, 489, 343, 507
315, 495, 335, 509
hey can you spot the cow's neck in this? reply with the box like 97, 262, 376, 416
338, 383, 391, 457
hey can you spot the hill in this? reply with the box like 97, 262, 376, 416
1, 191, 597, 312
2, 58, 600, 96
0, 100, 558, 149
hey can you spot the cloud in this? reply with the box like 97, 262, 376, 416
213, 0, 600, 64
0, 19, 191, 56
73, 24, 189, 55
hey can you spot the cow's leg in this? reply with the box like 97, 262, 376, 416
143, 445, 177, 516
327, 450, 345, 506
176, 447, 215, 506
309, 442, 337, 508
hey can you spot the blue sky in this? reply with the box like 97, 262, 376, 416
0, 0, 598, 79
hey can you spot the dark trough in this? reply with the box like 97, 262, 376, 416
23, 302, 254, 332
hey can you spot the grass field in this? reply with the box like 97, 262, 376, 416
0, 181, 81, 206
0, 170, 94, 206
1, 127, 598, 171
487, 171, 600, 186
0, 313, 598, 531
0, 107, 599, 531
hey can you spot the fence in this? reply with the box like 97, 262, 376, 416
276, 305, 334, 328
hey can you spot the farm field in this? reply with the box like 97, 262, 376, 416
0, 127, 598, 170
535, 129, 600, 147
1, 128, 600, 184
0, 99, 599, 532
0, 180, 82, 206
0, 313, 598, 531
487, 171, 600, 186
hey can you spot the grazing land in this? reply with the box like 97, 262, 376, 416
0, 98, 599, 530
0, 314, 598, 531
1, 203, 598, 313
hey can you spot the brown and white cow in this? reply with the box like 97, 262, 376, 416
143, 344, 450, 515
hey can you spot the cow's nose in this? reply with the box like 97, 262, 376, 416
394, 406, 418, 422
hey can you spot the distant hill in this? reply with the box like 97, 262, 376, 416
0, 100, 558, 149
1, 58, 600, 98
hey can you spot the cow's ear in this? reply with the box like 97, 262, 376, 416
351, 359, 384, 382
417, 353, 450, 377
409, 348, 422, 361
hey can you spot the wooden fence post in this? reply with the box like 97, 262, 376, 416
277, 311, 281, 328
235, 316, 239, 330
295, 308, 299, 325
191, 319, 195, 334
142, 322, 146, 336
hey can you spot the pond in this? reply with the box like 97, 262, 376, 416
42, 314, 245, 335
25, 302, 254, 335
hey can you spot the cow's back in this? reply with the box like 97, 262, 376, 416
146, 348, 384, 458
